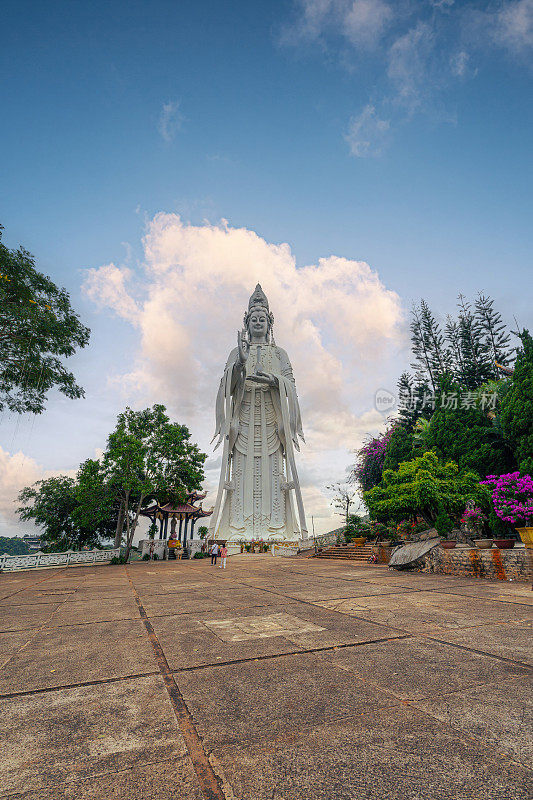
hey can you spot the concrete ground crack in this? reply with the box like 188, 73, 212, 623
126, 567, 228, 800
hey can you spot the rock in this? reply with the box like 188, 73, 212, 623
389, 538, 441, 569
418, 528, 437, 541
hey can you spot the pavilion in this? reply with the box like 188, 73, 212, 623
140, 491, 212, 547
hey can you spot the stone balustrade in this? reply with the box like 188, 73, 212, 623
0, 548, 121, 572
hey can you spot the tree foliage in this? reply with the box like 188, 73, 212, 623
422, 378, 513, 479
104, 405, 207, 560
17, 475, 101, 552
0, 225, 90, 413
364, 451, 489, 525
404, 294, 513, 419
0, 537, 31, 555
499, 330, 533, 475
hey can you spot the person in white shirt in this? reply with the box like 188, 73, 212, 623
210, 542, 220, 565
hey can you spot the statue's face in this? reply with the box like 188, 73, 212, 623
248, 310, 269, 338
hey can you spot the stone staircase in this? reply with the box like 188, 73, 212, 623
315, 543, 375, 562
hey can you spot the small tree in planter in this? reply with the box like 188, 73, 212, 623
460, 504, 487, 540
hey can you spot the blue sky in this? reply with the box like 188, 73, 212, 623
1, 1, 532, 537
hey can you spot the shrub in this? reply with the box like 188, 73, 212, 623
435, 510, 454, 537
364, 451, 489, 526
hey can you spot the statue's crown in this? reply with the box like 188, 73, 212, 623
248, 284, 269, 312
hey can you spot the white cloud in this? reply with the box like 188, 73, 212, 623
345, 103, 390, 156
344, 0, 394, 47
0, 447, 48, 538
282, 0, 393, 48
282, 0, 532, 157
84, 215, 405, 533
387, 22, 434, 112
157, 100, 184, 143
495, 0, 533, 51
83, 263, 139, 321
450, 50, 469, 77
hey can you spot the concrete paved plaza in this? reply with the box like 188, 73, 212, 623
0, 555, 532, 799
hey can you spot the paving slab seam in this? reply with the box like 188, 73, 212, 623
170, 634, 412, 674
0, 591, 77, 672
0, 669, 161, 700
0, 568, 68, 602
126, 568, 227, 800
0, 753, 194, 800
420, 588, 533, 609
419, 633, 533, 670
398, 698, 533, 772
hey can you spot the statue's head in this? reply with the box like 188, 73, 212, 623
243, 284, 274, 342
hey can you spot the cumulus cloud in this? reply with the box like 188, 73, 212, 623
0, 447, 48, 537
84, 215, 405, 532
157, 100, 184, 142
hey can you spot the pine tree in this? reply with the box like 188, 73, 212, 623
445, 315, 464, 380
420, 299, 450, 380
475, 293, 513, 377
456, 295, 492, 389
499, 330, 533, 474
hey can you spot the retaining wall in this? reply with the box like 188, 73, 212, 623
421, 545, 531, 583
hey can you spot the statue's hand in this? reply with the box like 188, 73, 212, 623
254, 370, 278, 388
237, 329, 249, 366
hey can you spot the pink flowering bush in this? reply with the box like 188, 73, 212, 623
480, 472, 533, 526
460, 506, 487, 526
353, 424, 398, 492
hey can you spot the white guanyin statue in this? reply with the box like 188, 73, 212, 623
209, 284, 308, 543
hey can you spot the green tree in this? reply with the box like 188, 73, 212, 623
423, 379, 513, 478
17, 476, 101, 551
73, 458, 118, 541
0, 226, 90, 414
104, 405, 206, 561
475, 293, 513, 375
500, 330, 533, 474
455, 295, 492, 389
0, 537, 31, 555
382, 424, 415, 472
364, 451, 489, 526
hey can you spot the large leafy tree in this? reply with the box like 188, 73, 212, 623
104, 405, 206, 561
0, 226, 90, 413
364, 451, 489, 526
17, 476, 101, 552
73, 458, 119, 540
500, 330, 533, 474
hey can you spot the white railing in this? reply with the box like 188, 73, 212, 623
0, 548, 121, 572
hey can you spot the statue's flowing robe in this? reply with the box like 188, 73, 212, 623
209, 343, 308, 542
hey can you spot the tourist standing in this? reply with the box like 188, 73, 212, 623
219, 544, 228, 569
210, 542, 219, 565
